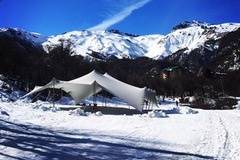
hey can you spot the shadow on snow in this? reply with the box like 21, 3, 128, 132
0, 119, 214, 160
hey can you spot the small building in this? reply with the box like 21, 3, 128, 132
160, 66, 184, 80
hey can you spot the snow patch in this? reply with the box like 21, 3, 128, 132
233, 99, 240, 109
69, 108, 87, 116
95, 111, 103, 116
147, 110, 168, 118
32, 101, 59, 112
179, 107, 199, 114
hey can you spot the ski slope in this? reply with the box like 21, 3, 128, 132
0, 101, 240, 160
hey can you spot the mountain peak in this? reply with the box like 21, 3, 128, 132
0, 27, 47, 45
172, 20, 209, 30
107, 29, 140, 37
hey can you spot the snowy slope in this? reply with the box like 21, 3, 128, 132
42, 30, 148, 59
42, 22, 240, 59
1, 101, 240, 159
0, 28, 47, 46
151, 22, 240, 58
1, 22, 239, 59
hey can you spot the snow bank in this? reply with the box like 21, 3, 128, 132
32, 101, 59, 112
233, 100, 240, 109
69, 108, 87, 116
95, 111, 103, 116
33, 104, 50, 111
69, 109, 103, 117
179, 107, 198, 114
147, 110, 168, 118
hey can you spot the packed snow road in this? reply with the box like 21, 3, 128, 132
0, 102, 240, 160
195, 111, 240, 160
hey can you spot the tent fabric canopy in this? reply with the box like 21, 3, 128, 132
23, 70, 158, 111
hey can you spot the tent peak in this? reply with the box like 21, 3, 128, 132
92, 69, 98, 73
103, 73, 110, 76
51, 77, 57, 81
91, 70, 103, 76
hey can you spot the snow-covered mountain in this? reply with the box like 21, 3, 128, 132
1, 21, 239, 60
0, 28, 47, 46
42, 21, 240, 59
43, 30, 149, 59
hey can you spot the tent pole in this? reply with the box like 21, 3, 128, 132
60, 88, 63, 99
93, 81, 96, 111
149, 99, 151, 110
104, 95, 106, 107
46, 90, 51, 102
32, 92, 42, 102
105, 96, 107, 107
146, 100, 148, 111
151, 100, 153, 110
102, 95, 103, 107
144, 100, 146, 110
147, 100, 151, 110
52, 78, 55, 109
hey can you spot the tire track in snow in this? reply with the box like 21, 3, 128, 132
196, 111, 230, 159
217, 114, 230, 160
218, 111, 240, 160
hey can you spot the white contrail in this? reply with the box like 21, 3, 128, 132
88, 0, 151, 31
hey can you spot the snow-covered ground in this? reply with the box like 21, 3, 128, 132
1, 100, 240, 160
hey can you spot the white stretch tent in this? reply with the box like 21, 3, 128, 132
23, 70, 158, 111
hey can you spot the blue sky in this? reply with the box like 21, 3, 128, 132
0, 0, 239, 35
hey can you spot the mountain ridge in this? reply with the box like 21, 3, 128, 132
1, 21, 240, 60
